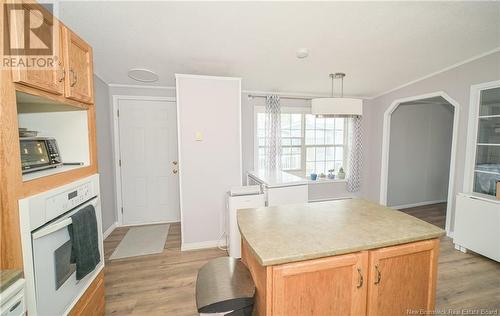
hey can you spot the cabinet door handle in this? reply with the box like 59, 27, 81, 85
57, 60, 65, 83
374, 265, 381, 285
70, 69, 77, 87
173, 169, 178, 174
58, 67, 65, 82
356, 268, 363, 288
9, 301, 21, 312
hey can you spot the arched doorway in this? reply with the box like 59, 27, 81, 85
379, 92, 460, 235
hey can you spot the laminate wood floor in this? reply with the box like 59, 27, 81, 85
400, 203, 500, 312
104, 203, 500, 315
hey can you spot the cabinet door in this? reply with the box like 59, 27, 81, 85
367, 239, 439, 316
62, 27, 94, 104
9, 3, 65, 94
69, 271, 105, 316
272, 252, 368, 316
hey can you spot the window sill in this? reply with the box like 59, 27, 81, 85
285, 171, 347, 184
307, 178, 347, 184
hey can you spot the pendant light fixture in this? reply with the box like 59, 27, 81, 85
311, 73, 363, 117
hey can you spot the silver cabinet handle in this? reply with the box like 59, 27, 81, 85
356, 268, 363, 288
173, 169, 178, 174
374, 265, 381, 285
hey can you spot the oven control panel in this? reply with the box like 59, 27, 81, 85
45, 181, 95, 221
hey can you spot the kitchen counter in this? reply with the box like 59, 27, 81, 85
247, 170, 308, 188
238, 198, 445, 266
0, 269, 23, 294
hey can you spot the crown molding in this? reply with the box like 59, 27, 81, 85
108, 83, 176, 90
368, 46, 500, 100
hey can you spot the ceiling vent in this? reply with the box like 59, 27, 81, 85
127, 68, 159, 83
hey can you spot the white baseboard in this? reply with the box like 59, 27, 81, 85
391, 200, 447, 210
119, 220, 180, 227
103, 222, 118, 240
181, 239, 226, 251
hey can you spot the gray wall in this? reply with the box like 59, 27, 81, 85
361, 51, 500, 232
109, 85, 176, 98
387, 103, 454, 207
94, 75, 116, 232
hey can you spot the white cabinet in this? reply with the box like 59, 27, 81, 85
464, 81, 500, 196
454, 80, 500, 262
453, 194, 500, 262
0, 279, 26, 316
247, 171, 309, 206
265, 185, 308, 207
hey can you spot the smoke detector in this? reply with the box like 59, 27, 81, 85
296, 48, 309, 59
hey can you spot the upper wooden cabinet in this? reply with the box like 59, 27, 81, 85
366, 239, 439, 316
272, 252, 368, 316
62, 27, 94, 104
8, 3, 65, 95
7, 2, 94, 105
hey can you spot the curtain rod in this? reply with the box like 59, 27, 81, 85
247, 94, 312, 101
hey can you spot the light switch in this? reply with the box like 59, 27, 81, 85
195, 132, 203, 141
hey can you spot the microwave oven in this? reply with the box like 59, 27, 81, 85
20, 137, 62, 173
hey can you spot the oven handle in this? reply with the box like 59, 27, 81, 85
32, 197, 99, 240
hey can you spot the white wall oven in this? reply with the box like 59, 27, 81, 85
18, 174, 104, 316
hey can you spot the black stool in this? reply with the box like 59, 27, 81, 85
196, 257, 255, 315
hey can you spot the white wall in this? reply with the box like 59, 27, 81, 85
94, 75, 117, 233
176, 75, 241, 248
387, 103, 454, 207
362, 51, 500, 232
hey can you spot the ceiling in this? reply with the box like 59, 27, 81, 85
57, 1, 500, 98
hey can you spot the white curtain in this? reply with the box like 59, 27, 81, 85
264, 95, 281, 172
346, 116, 362, 192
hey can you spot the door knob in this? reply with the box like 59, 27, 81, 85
173, 169, 178, 174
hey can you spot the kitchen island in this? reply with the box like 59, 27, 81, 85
237, 199, 445, 316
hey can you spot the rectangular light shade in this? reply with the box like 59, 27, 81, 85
311, 97, 363, 116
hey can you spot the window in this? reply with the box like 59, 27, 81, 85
305, 115, 346, 174
255, 107, 348, 174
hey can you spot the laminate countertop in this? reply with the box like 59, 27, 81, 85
0, 269, 23, 294
237, 199, 445, 266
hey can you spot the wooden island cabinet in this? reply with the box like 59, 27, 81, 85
1, 1, 102, 315
238, 199, 444, 316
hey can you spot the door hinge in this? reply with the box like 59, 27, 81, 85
119, 159, 122, 167
121, 207, 124, 214
117, 109, 120, 117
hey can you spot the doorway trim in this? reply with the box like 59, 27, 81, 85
379, 91, 460, 236
111, 95, 177, 227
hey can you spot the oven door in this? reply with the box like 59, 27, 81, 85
31, 197, 103, 316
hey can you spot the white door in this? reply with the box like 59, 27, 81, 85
117, 99, 180, 225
